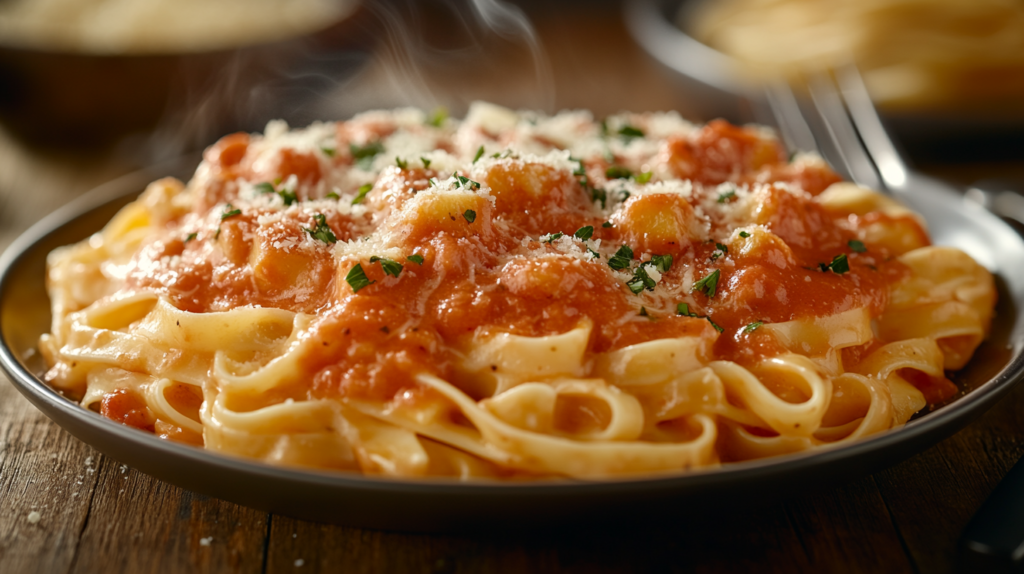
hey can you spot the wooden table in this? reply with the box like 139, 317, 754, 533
2, 3, 1023, 572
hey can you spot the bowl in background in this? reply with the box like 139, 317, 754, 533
0, 0, 375, 151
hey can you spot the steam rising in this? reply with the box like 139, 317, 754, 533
128, 0, 554, 164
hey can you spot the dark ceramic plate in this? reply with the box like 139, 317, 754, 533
2, 157, 1024, 533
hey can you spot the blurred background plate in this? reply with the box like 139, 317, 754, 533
0, 0, 374, 153
625, 0, 1024, 165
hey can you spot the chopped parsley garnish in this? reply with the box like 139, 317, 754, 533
345, 264, 374, 293
544, 232, 564, 243
848, 239, 867, 253
473, 145, 485, 163
587, 248, 600, 259
427, 107, 448, 127
638, 306, 650, 317
463, 209, 477, 223
184, 232, 197, 243
350, 141, 384, 169
588, 184, 607, 208
676, 302, 723, 332
407, 254, 424, 265
739, 231, 751, 238
221, 204, 242, 220
789, 150, 798, 163
618, 125, 645, 139
214, 227, 221, 240
743, 321, 764, 333
352, 183, 372, 205
650, 254, 673, 273
635, 171, 652, 184
396, 157, 408, 169
428, 178, 438, 187
369, 256, 403, 278
820, 253, 850, 274
608, 244, 634, 270
304, 213, 337, 244
571, 157, 586, 176
321, 146, 336, 157
715, 242, 729, 253
453, 174, 481, 190
717, 189, 737, 203
692, 269, 721, 298
421, 157, 432, 169
605, 166, 632, 180
254, 182, 275, 195
277, 188, 297, 206
574, 226, 594, 241
627, 266, 656, 294
602, 221, 613, 228
326, 191, 340, 200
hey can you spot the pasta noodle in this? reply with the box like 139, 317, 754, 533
39, 103, 996, 479
688, 0, 1024, 112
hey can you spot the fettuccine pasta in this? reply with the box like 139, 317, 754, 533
40, 103, 996, 479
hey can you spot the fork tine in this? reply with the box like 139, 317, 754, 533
834, 64, 910, 189
762, 78, 818, 154
805, 71, 884, 190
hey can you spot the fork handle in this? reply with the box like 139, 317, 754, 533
959, 455, 1024, 571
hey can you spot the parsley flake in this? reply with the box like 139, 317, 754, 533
627, 266, 656, 294
453, 174, 481, 190
676, 302, 723, 332
352, 183, 372, 205
571, 157, 586, 176
605, 166, 632, 180
321, 146, 336, 157
396, 157, 408, 169
650, 254, 673, 273
221, 204, 241, 220
715, 242, 729, 253
184, 232, 197, 243
608, 244, 634, 270
848, 240, 867, 253
277, 188, 297, 206
635, 171, 653, 184
304, 213, 337, 244
473, 146, 485, 163
254, 182, 275, 195
345, 264, 374, 293
618, 125, 645, 139
463, 209, 477, 223
544, 232, 564, 244
717, 189, 737, 203
369, 256, 403, 278
574, 226, 594, 241
739, 231, 751, 238
326, 191, 340, 200
350, 141, 384, 169
638, 306, 650, 317
407, 254, 425, 265
743, 321, 764, 333
692, 269, 721, 298
827, 253, 850, 274
602, 221, 612, 228
588, 184, 607, 208
421, 157, 432, 169
427, 107, 448, 127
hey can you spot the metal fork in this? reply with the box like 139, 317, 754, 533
758, 67, 1024, 571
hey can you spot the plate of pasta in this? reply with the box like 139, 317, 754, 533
1, 102, 1023, 531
